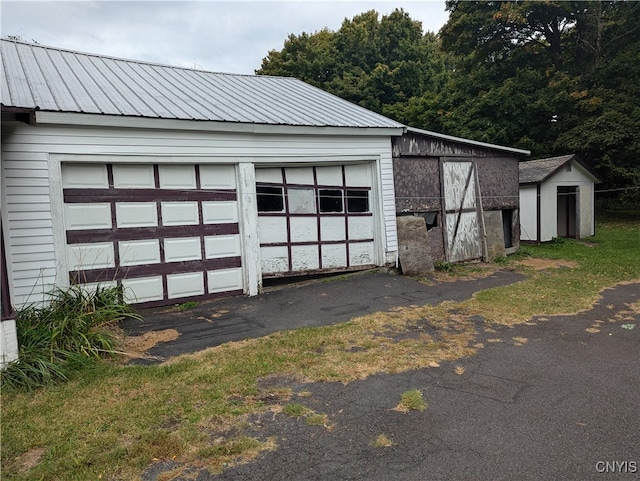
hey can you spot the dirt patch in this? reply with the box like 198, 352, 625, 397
515, 258, 578, 270
431, 264, 501, 283
122, 329, 180, 360
15, 448, 46, 473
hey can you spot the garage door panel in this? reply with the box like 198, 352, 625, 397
167, 272, 204, 298
112, 164, 155, 188
164, 237, 202, 263
321, 244, 347, 268
158, 165, 196, 189
62, 162, 243, 306
290, 217, 317, 242
205, 235, 240, 259
203, 201, 238, 223
116, 202, 158, 228
122, 276, 164, 303
200, 165, 236, 189
161, 201, 199, 226
64, 203, 112, 230
320, 217, 345, 241
208, 268, 242, 293
260, 246, 289, 274
119, 239, 161, 266
349, 242, 374, 266
258, 217, 288, 244
348, 217, 373, 240
62, 164, 108, 188
315, 166, 343, 186
291, 245, 320, 271
67, 243, 114, 270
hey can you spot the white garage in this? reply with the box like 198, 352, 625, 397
0, 39, 404, 324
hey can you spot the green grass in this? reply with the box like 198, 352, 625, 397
1, 219, 638, 481
395, 389, 427, 412
1, 285, 139, 391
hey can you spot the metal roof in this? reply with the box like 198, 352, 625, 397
0, 39, 404, 129
406, 127, 531, 156
519, 155, 576, 184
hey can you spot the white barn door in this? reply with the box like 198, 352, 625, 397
256, 164, 376, 277
442, 160, 483, 262
61, 162, 244, 307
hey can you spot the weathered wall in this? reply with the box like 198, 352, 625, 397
392, 132, 524, 262
476, 157, 519, 210
392, 157, 441, 213
483, 210, 506, 261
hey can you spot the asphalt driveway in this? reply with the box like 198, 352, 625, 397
124, 269, 526, 362
133, 271, 640, 481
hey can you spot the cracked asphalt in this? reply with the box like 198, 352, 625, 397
136, 274, 640, 481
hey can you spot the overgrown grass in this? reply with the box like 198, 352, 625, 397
1, 285, 139, 391
1, 220, 638, 481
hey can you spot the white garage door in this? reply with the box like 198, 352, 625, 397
61, 163, 243, 307
256, 164, 376, 276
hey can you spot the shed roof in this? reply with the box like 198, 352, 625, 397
406, 127, 531, 156
519, 155, 600, 184
0, 39, 403, 130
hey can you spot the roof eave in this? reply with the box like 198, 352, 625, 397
34, 111, 406, 137
406, 126, 531, 156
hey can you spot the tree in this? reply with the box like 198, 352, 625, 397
258, 9, 451, 117
438, 1, 640, 200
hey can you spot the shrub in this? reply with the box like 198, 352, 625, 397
1, 284, 139, 391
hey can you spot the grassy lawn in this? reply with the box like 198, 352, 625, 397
2, 217, 639, 481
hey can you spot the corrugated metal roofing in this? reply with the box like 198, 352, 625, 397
0, 39, 404, 129
519, 155, 575, 184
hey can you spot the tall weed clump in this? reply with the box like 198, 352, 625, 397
1, 285, 138, 391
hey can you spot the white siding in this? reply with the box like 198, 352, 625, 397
1, 121, 398, 308
519, 185, 538, 241
519, 160, 597, 243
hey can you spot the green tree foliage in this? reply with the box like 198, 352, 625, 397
258, 9, 452, 117
259, 3, 639, 201
438, 0, 640, 201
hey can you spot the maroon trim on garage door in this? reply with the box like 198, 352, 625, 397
69, 257, 241, 284
66, 223, 239, 244
63, 188, 236, 203
64, 163, 242, 306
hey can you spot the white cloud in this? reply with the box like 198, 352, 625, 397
1, 0, 448, 74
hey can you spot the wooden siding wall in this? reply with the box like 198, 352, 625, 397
392, 133, 522, 261
1, 121, 398, 308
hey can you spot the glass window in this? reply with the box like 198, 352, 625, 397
346, 190, 369, 213
319, 189, 343, 213
257, 186, 284, 212
288, 188, 316, 214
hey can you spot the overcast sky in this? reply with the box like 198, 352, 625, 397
1, 0, 449, 75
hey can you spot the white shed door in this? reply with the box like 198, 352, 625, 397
442, 160, 482, 262
256, 165, 376, 276
61, 163, 243, 307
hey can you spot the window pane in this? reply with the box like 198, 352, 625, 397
257, 186, 284, 212
346, 190, 369, 213
288, 188, 316, 214
319, 189, 343, 213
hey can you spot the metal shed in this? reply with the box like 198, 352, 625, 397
392, 127, 530, 266
519, 155, 600, 243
